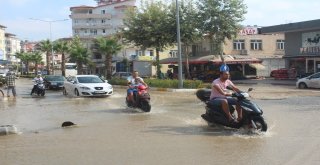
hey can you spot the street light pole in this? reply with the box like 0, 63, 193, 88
29, 18, 68, 75
176, 0, 183, 89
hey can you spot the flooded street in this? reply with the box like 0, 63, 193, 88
1, 78, 320, 165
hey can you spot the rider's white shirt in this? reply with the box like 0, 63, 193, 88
33, 77, 43, 85
127, 76, 143, 87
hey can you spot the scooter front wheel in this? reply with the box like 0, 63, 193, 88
140, 100, 151, 112
251, 116, 267, 132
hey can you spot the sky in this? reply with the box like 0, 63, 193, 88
1, 0, 320, 41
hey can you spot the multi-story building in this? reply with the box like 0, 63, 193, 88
0, 25, 6, 61
69, 0, 169, 75
5, 33, 21, 64
160, 26, 286, 79
262, 19, 320, 76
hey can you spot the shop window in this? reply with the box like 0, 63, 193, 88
250, 40, 262, 50
233, 40, 245, 50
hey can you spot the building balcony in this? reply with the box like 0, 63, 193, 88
70, 13, 112, 19
73, 23, 112, 29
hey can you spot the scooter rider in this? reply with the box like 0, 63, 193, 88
209, 64, 242, 123
127, 71, 148, 106
31, 74, 43, 95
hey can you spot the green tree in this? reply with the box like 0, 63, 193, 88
69, 37, 90, 75
54, 40, 70, 77
197, 0, 247, 54
39, 39, 53, 75
168, 0, 202, 79
30, 51, 43, 75
16, 52, 32, 75
93, 37, 122, 79
123, 1, 174, 78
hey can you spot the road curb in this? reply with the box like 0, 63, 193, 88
112, 85, 198, 93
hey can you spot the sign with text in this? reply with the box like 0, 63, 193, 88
239, 27, 258, 35
300, 31, 320, 55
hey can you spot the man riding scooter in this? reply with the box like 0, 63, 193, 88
126, 71, 148, 107
202, 64, 242, 124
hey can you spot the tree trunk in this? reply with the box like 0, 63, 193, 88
26, 61, 29, 75
105, 55, 113, 80
77, 61, 82, 75
185, 46, 191, 79
35, 62, 38, 75
156, 48, 161, 79
61, 53, 66, 77
46, 52, 51, 75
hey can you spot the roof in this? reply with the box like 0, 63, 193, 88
70, 5, 94, 10
0, 24, 7, 29
160, 55, 262, 65
261, 19, 320, 34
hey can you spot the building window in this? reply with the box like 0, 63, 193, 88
101, 19, 106, 24
169, 50, 178, 58
233, 40, 245, 50
89, 10, 92, 14
102, 29, 106, 33
276, 39, 285, 50
149, 50, 154, 56
137, 50, 144, 56
74, 30, 79, 34
250, 40, 262, 50
101, 10, 105, 14
84, 30, 88, 34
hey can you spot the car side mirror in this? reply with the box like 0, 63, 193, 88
104, 80, 108, 83
248, 88, 253, 92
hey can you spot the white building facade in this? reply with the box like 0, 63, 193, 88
5, 33, 21, 64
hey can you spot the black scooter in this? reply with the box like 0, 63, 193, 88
32, 81, 46, 96
196, 87, 267, 132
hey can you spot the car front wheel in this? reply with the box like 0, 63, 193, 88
298, 82, 308, 89
74, 89, 80, 96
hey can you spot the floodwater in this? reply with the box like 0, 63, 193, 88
1, 78, 320, 165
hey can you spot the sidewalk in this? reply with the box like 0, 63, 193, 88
233, 77, 296, 86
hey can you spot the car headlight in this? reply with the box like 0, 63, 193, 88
108, 86, 113, 89
80, 86, 91, 90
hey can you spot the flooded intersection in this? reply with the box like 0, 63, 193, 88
1, 79, 320, 165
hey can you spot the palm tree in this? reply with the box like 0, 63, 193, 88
16, 52, 32, 75
39, 39, 52, 75
30, 51, 43, 75
54, 40, 70, 77
93, 37, 122, 79
69, 37, 90, 75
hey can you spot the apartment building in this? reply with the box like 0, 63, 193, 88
5, 33, 21, 64
0, 25, 6, 61
70, 0, 136, 38
69, 0, 168, 75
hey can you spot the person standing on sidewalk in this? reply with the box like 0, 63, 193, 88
5, 71, 16, 97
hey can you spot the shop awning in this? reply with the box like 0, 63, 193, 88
249, 63, 266, 70
160, 55, 262, 65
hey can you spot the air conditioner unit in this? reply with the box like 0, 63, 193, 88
240, 49, 248, 55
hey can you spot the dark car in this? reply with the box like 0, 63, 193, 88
44, 75, 65, 90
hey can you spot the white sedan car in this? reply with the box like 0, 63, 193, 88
63, 75, 113, 97
296, 72, 320, 89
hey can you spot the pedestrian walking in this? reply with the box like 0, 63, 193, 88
5, 71, 16, 97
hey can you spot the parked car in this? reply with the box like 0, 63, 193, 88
112, 72, 131, 79
63, 75, 113, 97
296, 72, 320, 89
44, 75, 65, 90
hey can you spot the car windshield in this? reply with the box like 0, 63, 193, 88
45, 76, 64, 81
77, 76, 104, 83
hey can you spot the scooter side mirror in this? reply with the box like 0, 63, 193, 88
248, 88, 253, 92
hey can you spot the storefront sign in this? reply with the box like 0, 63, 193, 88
239, 27, 258, 35
300, 46, 320, 55
302, 31, 320, 47
300, 31, 320, 55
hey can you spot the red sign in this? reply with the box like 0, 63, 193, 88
239, 27, 258, 35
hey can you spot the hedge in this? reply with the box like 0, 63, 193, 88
108, 78, 203, 89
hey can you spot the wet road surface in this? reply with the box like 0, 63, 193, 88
1, 78, 320, 165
